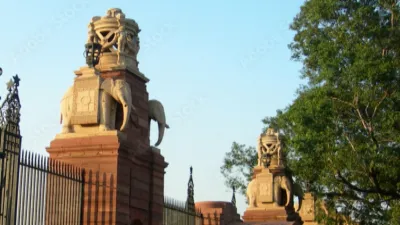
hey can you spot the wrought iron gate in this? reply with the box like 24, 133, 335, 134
0, 75, 22, 225
0, 75, 85, 225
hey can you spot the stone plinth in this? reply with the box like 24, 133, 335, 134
47, 68, 167, 225
243, 207, 300, 224
244, 167, 301, 224
195, 201, 242, 225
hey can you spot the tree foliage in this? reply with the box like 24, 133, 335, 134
221, 0, 400, 224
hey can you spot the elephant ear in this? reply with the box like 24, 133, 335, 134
100, 78, 114, 95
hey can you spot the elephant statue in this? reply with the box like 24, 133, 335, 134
246, 179, 257, 208
100, 78, 137, 131
148, 99, 169, 146
273, 175, 292, 207
59, 78, 137, 133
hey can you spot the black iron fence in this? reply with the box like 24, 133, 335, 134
16, 151, 84, 225
163, 167, 221, 225
1, 148, 119, 225
1, 149, 85, 225
163, 197, 203, 225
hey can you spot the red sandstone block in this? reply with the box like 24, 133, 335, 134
152, 185, 164, 196
130, 187, 150, 200
132, 163, 150, 173
117, 170, 132, 182
117, 185, 130, 196
115, 211, 130, 224
150, 213, 163, 225
116, 202, 131, 214
151, 202, 164, 214
132, 179, 149, 191
138, 117, 149, 129
117, 194, 130, 205
151, 193, 164, 205
152, 170, 165, 179
152, 177, 164, 187
132, 172, 151, 184
49, 136, 120, 148
130, 197, 149, 210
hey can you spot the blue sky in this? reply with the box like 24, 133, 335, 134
0, 0, 305, 216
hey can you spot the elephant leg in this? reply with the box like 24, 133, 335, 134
274, 177, 281, 206
99, 92, 112, 131
117, 86, 134, 131
251, 195, 256, 207
283, 177, 292, 207
285, 188, 291, 207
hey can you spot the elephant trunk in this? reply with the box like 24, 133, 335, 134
149, 99, 169, 147
155, 122, 165, 147
297, 197, 302, 212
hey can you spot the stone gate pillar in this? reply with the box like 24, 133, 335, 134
46, 8, 168, 225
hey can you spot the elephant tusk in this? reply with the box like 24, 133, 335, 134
120, 103, 130, 131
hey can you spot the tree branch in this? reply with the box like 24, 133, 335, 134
331, 97, 354, 108
336, 170, 400, 199
372, 91, 388, 119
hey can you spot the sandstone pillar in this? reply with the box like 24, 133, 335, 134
242, 128, 302, 224
46, 8, 169, 225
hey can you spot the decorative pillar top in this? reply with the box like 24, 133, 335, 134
257, 128, 284, 169
231, 186, 236, 207
86, 8, 147, 80
186, 166, 195, 212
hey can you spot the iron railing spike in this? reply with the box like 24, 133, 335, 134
33, 152, 38, 167
26, 150, 31, 163
40, 154, 45, 170
48, 158, 53, 172
20, 149, 25, 163
75, 165, 78, 178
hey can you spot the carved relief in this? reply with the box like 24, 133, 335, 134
257, 172, 273, 203
70, 76, 101, 125
76, 90, 96, 112
259, 183, 269, 195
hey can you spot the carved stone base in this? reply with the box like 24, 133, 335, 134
243, 205, 302, 224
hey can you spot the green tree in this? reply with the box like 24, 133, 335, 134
221, 0, 400, 224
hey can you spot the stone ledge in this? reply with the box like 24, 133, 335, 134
243, 207, 301, 224
55, 130, 126, 140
